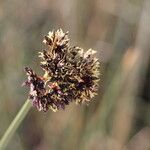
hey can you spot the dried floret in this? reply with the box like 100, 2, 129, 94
23, 29, 100, 112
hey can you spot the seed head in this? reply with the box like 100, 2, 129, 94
23, 29, 100, 112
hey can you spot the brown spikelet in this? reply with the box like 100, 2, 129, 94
23, 29, 100, 112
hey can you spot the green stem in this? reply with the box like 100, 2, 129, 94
0, 100, 31, 150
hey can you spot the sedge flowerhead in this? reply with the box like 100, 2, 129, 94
23, 29, 100, 112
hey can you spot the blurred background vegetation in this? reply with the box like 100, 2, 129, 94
0, 0, 150, 149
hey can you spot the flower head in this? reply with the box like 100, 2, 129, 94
23, 29, 100, 112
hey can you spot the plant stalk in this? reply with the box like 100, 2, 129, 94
0, 100, 31, 150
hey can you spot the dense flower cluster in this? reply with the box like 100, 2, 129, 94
23, 29, 100, 112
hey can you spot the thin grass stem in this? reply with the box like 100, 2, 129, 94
0, 100, 31, 150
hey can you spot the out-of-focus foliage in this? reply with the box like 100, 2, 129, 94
0, 0, 149, 149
